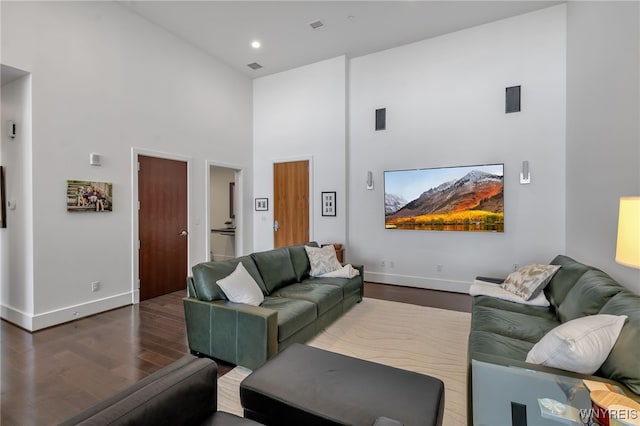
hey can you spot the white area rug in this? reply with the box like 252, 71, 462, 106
218, 297, 471, 426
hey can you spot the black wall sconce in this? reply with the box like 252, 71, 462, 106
505, 86, 521, 113
375, 108, 386, 130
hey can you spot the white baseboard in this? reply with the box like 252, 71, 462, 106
364, 271, 471, 294
1, 292, 134, 332
1, 305, 33, 330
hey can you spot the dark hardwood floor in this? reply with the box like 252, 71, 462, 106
1, 282, 470, 425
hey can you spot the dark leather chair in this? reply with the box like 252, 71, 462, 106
59, 355, 262, 426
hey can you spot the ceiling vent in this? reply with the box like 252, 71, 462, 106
247, 62, 263, 70
309, 20, 324, 30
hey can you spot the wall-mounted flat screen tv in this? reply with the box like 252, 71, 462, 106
384, 163, 504, 232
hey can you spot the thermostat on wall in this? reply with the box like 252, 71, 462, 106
89, 153, 101, 166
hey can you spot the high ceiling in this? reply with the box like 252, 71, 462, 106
121, 1, 561, 78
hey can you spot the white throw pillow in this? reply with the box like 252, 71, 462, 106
470, 280, 550, 307
526, 314, 628, 375
216, 262, 264, 306
304, 245, 342, 277
501, 264, 561, 300
319, 264, 360, 279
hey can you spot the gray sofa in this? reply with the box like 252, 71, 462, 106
184, 243, 364, 370
468, 255, 640, 422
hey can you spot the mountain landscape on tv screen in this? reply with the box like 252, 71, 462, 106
385, 169, 504, 232
384, 193, 408, 215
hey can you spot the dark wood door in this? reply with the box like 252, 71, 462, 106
273, 160, 309, 248
138, 155, 188, 300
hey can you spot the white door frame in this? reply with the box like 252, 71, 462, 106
131, 148, 192, 304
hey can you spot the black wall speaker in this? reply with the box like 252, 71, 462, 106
375, 108, 386, 131
511, 401, 527, 426
505, 86, 521, 113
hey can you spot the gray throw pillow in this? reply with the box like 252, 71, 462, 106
501, 264, 561, 301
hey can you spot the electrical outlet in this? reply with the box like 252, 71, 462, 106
91, 281, 100, 292
389, 260, 395, 268
436, 264, 443, 272
380, 259, 386, 268
513, 264, 519, 271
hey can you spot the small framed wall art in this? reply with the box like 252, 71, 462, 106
321, 191, 336, 217
255, 198, 268, 211
67, 180, 113, 212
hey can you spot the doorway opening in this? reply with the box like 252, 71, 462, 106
208, 164, 242, 261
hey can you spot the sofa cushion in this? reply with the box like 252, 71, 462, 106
272, 283, 343, 316
306, 276, 363, 299
261, 297, 317, 342
557, 270, 624, 323
472, 295, 556, 319
192, 256, 266, 302
468, 330, 535, 361
252, 248, 297, 294
525, 314, 627, 375
471, 305, 560, 344
545, 255, 593, 309
598, 291, 640, 395
289, 242, 319, 282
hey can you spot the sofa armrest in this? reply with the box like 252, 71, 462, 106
350, 263, 364, 275
474, 276, 505, 285
187, 276, 197, 298
470, 352, 639, 401
183, 297, 278, 370
373, 417, 404, 426
350, 264, 365, 299
59, 356, 218, 426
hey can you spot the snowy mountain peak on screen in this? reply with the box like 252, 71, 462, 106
457, 170, 502, 185
384, 193, 408, 215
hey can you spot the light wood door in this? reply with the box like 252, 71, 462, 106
273, 160, 309, 247
138, 155, 188, 300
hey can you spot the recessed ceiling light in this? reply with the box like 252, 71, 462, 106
251, 40, 261, 49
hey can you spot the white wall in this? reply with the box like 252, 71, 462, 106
0, 74, 34, 327
1, 1, 253, 330
348, 5, 567, 292
253, 56, 346, 251
566, 2, 640, 294
210, 166, 236, 261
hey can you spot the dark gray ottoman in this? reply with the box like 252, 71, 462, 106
239, 343, 444, 426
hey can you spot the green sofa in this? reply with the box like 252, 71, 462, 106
468, 254, 640, 416
183, 243, 364, 370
